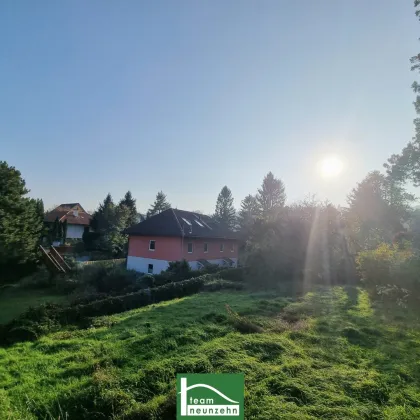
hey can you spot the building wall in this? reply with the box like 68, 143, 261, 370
128, 236, 183, 260
127, 235, 239, 274
66, 224, 85, 239
127, 256, 238, 274
181, 238, 238, 261
127, 236, 238, 262
127, 256, 170, 274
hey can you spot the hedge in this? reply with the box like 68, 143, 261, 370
218, 267, 245, 282
0, 274, 213, 346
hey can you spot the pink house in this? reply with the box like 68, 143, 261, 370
125, 209, 239, 274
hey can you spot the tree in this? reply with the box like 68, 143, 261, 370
103, 204, 130, 256
62, 219, 68, 243
147, 191, 171, 218
244, 199, 354, 289
214, 186, 236, 229
238, 194, 259, 233
88, 193, 130, 256
346, 171, 415, 251
90, 193, 114, 233
385, 2, 420, 185
119, 191, 138, 227
0, 161, 44, 276
257, 172, 286, 220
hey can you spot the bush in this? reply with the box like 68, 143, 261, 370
203, 279, 244, 292
356, 243, 420, 306
166, 259, 192, 279
77, 264, 141, 294
0, 274, 216, 345
61, 274, 212, 322
19, 267, 53, 289
218, 267, 244, 282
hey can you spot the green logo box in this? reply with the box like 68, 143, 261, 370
176, 373, 244, 419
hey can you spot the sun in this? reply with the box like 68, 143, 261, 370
318, 156, 344, 178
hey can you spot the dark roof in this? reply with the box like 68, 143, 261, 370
125, 208, 239, 240
44, 203, 92, 226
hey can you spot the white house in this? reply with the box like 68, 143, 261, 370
44, 203, 92, 240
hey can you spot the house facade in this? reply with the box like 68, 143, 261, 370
44, 203, 92, 240
125, 209, 239, 274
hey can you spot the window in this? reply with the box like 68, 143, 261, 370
182, 217, 192, 226
231, 243, 234, 252
149, 240, 156, 251
148, 264, 153, 274
187, 242, 193, 253
220, 243, 224, 252
204, 242, 208, 253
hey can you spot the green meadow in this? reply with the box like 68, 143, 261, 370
1, 287, 420, 419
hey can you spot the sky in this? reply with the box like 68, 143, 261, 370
0, 0, 419, 214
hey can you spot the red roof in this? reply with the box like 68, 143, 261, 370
44, 203, 92, 226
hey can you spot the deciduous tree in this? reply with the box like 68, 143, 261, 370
346, 171, 415, 251
385, 1, 420, 185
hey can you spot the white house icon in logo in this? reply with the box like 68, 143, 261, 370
179, 377, 240, 416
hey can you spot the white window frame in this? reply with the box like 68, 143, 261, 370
149, 240, 156, 251
148, 263, 153, 274
187, 242, 193, 253
220, 243, 224, 252
204, 242, 208, 253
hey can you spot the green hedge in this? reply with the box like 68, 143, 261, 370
218, 267, 245, 282
0, 274, 213, 346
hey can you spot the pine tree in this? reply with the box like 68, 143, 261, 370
147, 191, 171, 218
0, 161, 44, 268
91, 193, 115, 232
118, 191, 138, 227
89, 193, 130, 256
257, 172, 286, 220
62, 219, 68, 243
238, 194, 259, 232
214, 186, 236, 229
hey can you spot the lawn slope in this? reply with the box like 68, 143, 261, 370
1, 287, 420, 419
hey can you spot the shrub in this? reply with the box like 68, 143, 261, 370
77, 264, 140, 294
218, 267, 244, 282
63, 275, 211, 322
356, 243, 420, 305
203, 279, 244, 292
19, 267, 53, 289
0, 274, 216, 345
166, 259, 192, 279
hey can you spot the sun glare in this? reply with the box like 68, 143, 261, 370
318, 156, 344, 178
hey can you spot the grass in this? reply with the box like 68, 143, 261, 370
1, 287, 420, 419
0, 287, 70, 324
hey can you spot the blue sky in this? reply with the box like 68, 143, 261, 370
0, 1, 418, 214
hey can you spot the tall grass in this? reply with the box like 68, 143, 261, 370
0, 288, 420, 418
